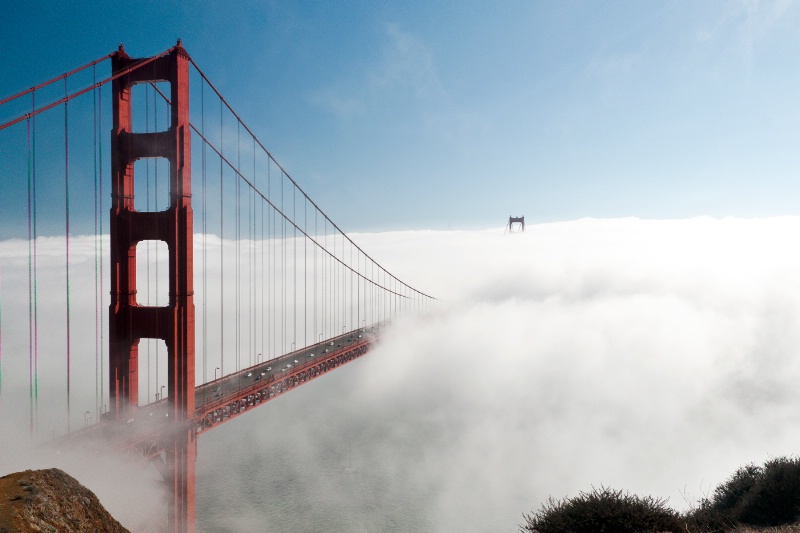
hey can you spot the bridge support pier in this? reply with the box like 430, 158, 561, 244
109, 42, 196, 533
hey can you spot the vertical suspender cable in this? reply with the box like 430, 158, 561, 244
336, 231, 339, 334
269, 160, 273, 359
235, 122, 240, 372
331, 228, 339, 337
236, 122, 240, 372
64, 78, 72, 433
252, 137, 256, 364
281, 173, 285, 353
332, 226, 334, 335
314, 209, 317, 343
333, 229, 336, 335
260, 151, 265, 361
350, 241, 354, 330
304, 196, 307, 347
323, 221, 327, 340
202, 74, 208, 383
30, 91, 40, 432
33, 95, 39, 425
293, 186, 296, 349
219, 97, 224, 377
146, 85, 151, 402
268, 160, 273, 359
98, 82, 104, 415
154, 89, 160, 396
93, 65, 100, 417
27, 115, 33, 435
343, 237, 347, 332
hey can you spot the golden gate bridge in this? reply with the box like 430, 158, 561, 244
0, 41, 434, 532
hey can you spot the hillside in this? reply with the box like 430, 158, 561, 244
0, 468, 128, 533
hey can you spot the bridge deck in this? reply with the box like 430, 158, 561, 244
54, 327, 382, 459
194, 327, 374, 434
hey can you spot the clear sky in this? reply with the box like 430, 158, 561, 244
2, 1, 800, 232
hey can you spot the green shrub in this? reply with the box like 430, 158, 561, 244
520, 486, 682, 533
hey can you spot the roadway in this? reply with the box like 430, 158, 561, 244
52, 325, 384, 458
195, 326, 372, 412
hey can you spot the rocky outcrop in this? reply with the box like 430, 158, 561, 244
0, 468, 129, 533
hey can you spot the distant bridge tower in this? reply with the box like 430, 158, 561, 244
508, 216, 525, 233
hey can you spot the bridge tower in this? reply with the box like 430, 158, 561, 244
508, 216, 525, 233
109, 42, 196, 532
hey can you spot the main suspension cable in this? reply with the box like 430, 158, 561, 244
0, 46, 177, 132
148, 80, 421, 301
0, 52, 114, 107
187, 58, 435, 302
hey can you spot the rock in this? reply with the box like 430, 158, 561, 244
0, 468, 129, 532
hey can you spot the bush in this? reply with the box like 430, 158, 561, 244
682, 497, 735, 533
684, 456, 800, 529
712, 463, 761, 513
733, 457, 800, 527
520, 486, 682, 533
523, 457, 800, 533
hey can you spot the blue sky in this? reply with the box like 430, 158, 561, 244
2, 1, 800, 233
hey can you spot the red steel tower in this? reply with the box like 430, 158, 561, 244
109, 42, 196, 532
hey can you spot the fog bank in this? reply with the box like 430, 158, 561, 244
198, 217, 800, 532
3, 217, 800, 531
